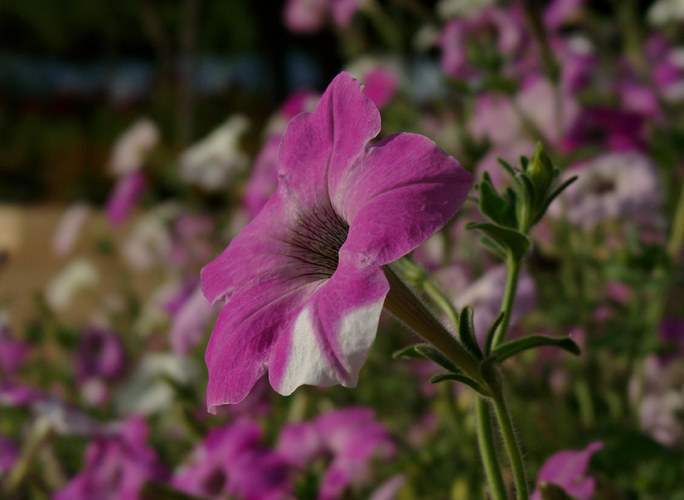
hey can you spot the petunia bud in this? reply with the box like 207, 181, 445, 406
527, 142, 554, 199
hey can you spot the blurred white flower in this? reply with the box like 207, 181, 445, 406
109, 118, 159, 176
179, 115, 250, 191
123, 204, 178, 270
44, 259, 99, 312
114, 353, 199, 416
648, 0, 684, 25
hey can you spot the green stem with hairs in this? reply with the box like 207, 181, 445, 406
492, 254, 521, 349
383, 265, 487, 390
492, 389, 529, 500
475, 397, 508, 500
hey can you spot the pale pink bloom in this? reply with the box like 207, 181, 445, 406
284, 0, 367, 33
53, 203, 90, 256
170, 286, 218, 355
201, 72, 471, 410
551, 152, 661, 228
346, 57, 401, 109
369, 474, 405, 500
109, 118, 159, 176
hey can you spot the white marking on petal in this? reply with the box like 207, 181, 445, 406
276, 300, 384, 395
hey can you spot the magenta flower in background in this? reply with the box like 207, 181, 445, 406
77, 326, 127, 382
105, 170, 147, 226
277, 407, 395, 500
54, 416, 168, 500
173, 420, 290, 500
0, 433, 19, 476
438, 7, 522, 79
201, 72, 472, 410
531, 441, 603, 500
0, 326, 30, 378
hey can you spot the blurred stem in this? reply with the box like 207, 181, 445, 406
177, 0, 198, 145
475, 397, 507, 500
3, 418, 54, 494
491, 389, 529, 500
362, 0, 403, 51
667, 182, 684, 259
492, 254, 521, 349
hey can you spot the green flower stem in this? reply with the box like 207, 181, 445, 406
491, 389, 529, 500
667, 182, 684, 259
383, 265, 487, 390
491, 254, 521, 349
475, 397, 508, 500
3, 418, 54, 494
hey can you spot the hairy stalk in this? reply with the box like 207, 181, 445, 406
476, 397, 508, 500
492, 254, 521, 349
383, 265, 487, 389
492, 389, 529, 500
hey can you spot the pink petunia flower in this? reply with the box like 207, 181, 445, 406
0, 326, 30, 378
277, 407, 395, 500
105, 170, 147, 226
173, 420, 290, 500
201, 72, 472, 410
0, 433, 19, 476
284, 0, 367, 33
54, 416, 168, 500
531, 441, 603, 500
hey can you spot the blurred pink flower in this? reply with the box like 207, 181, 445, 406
105, 170, 147, 226
173, 420, 290, 500
54, 416, 168, 500
531, 441, 603, 500
0, 326, 30, 379
169, 286, 218, 356
277, 407, 395, 500
284, 0, 366, 33
201, 72, 471, 410
551, 152, 661, 228
0, 433, 19, 476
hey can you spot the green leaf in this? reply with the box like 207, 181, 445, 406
496, 157, 517, 178
493, 335, 581, 363
466, 222, 531, 260
430, 373, 489, 396
484, 311, 505, 356
478, 236, 508, 259
393, 344, 461, 372
478, 178, 517, 228
533, 176, 578, 225
458, 306, 483, 360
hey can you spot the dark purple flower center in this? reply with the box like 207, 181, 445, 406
289, 204, 349, 279
202, 467, 227, 495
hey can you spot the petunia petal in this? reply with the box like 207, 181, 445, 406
278, 72, 380, 212
269, 261, 388, 395
336, 133, 472, 266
